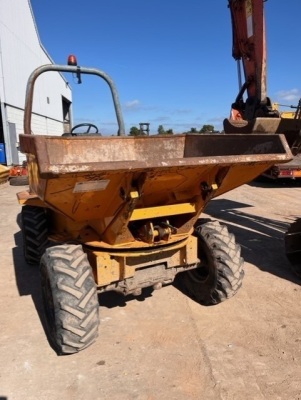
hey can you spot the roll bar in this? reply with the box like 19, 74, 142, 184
23, 64, 125, 136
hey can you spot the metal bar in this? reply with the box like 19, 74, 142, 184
23, 64, 125, 136
130, 203, 197, 221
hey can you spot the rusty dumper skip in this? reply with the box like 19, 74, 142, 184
17, 61, 292, 354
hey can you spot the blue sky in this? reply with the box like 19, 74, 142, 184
30, 0, 301, 135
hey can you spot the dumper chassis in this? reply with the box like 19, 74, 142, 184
17, 61, 292, 354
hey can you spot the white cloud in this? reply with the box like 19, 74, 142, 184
275, 89, 301, 103
170, 108, 192, 115
124, 99, 141, 109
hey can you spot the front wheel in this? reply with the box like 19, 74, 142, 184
40, 244, 100, 354
183, 220, 244, 305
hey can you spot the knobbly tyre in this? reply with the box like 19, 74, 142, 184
17, 58, 292, 354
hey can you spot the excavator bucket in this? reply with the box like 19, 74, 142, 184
224, 117, 301, 151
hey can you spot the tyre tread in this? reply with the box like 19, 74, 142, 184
184, 220, 244, 305
40, 244, 99, 354
21, 206, 49, 265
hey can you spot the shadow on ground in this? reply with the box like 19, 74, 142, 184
98, 286, 154, 309
203, 197, 300, 284
11, 227, 58, 352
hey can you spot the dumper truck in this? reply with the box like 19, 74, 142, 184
17, 59, 292, 354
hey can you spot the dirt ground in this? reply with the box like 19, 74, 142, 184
1, 179, 301, 400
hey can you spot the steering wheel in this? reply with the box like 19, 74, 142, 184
71, 123, 99, 135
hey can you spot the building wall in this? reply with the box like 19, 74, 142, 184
6, 106, 65, 135
0, 0, 72, 165
6, 106, 65, 163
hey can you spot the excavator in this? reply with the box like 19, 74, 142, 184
225, 0, 301, 276
225, 0, 301, 180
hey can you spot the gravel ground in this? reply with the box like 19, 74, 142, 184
1, 179, 301, 400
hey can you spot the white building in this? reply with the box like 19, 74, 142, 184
0, 0, 72, 165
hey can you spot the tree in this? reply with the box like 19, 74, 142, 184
165, 129, 173, 135
129, 126, 141, 136
199, 124, 214, 133
157, 125, 165, 135
190, 127, 197, 133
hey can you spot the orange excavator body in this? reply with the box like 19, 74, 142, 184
227, 0, 278, 120
226, 1, 301, 271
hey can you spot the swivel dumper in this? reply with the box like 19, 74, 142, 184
17, 57, 292, 354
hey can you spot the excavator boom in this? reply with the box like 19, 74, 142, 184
224, 0, 301, 178
227, 1, 301, 274
229, 0, 266, 101
228, 0, 278, 120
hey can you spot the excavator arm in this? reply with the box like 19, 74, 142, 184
227, 1, 301, 274
228, 0, 278, 120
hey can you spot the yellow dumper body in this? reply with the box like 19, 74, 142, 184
16, 62, 293, 354
18, 133, 291, 290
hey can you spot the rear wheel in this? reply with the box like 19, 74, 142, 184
21, 205, 49, 265
183, 220, 244, 305
40, 244, 100, 354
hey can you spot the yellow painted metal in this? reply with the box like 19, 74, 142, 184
88, 235, 199, 286
88, 251, 121, 286
130, 203, 196, 221
0, 165, 9, 185
17, 190, 45, 207
273, 103, 297, 120
18, 133, 292, 250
